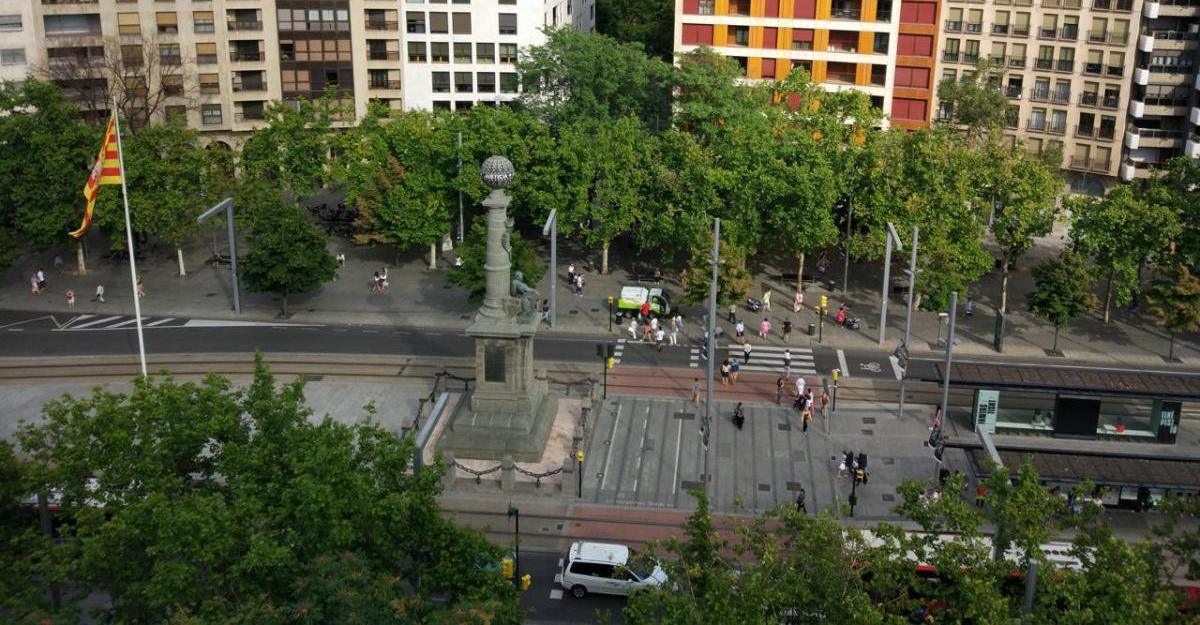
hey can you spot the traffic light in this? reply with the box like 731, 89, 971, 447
521, 574, 532, 591
820, 295, 828, 310
501, 558, 514, 579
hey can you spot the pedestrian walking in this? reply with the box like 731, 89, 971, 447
835, 304, 847, 328
783, 349, 792, 375
837, 454, 848, 478
674, 313, 683, 334
671, 314, 682, 345
692, 378, 701, 405
735, 319, 745, 342
742, 342, 752, 364
720, 359, 731, 385
669, 325, 678, 346
642, 320, 653, 343
795, 486, 807, 513
380, 266, 389, 291
65, 289, 75, 309
732, 402, 745, 430
728, 303, 737, 323
796, 390, 808, 415
650, 316, 659, 333
30, 275, 40, 295
793, 290, 803, 314
776, 375, 786, 405
965, 297, 975, 318
576, 273, 585, 296
759, 317, 772, 339
567, 263, 575, 286
730, 359, 740, 383
93, 284, 105, 303
782, 319, 792, 344
336, 252, 346, 267
762, 289, 772, 311
655, 327, 665, 352
640, 301, 651, 321
371, 272, 381, 293
820, 387, 830, 420
802, 407, 812, 433
136, 275, 146, 299
628, 318, 638, 340
36, 269, 47, 292
53, 255, 64, 273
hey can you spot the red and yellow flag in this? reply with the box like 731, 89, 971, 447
69, 113, 122, 239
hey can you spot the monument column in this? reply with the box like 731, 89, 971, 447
477, 157, 515, 324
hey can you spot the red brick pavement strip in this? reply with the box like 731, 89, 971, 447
608, 365, 810, 405
564, 503, 766, 552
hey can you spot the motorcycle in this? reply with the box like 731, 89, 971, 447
745, 297, 764, 313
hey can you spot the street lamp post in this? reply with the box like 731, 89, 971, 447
575, 449, 585, 498
542, 209, 557, 329
897, 226, 920, 419
842, 198, 853, 297
878, 223, 903, 345
507, 504, 520, 591
457, 131, 464, 242
703, 218, 720, 489
196, 197, 240, 314
940, 291, 959, 426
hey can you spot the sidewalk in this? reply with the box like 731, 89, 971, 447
2, 229, 1197, 370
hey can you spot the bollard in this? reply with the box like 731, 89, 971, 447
561, 457, 576, 500
441, 451, 457, 490
501, 454, 516, 491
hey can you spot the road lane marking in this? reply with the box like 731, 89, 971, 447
631, 406, 650, 493
67, 315, 123, 330
671, 418, 683, 496
144, 318, 175, 327
0, 315, 65, 330
837, 349, 849, 377
106, 317, 147, 329
598, 404, 622, 493
889, 355, 903, 380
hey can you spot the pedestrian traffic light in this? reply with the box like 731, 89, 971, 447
607, 356, 614, 369
521, 574, 533, 591
501, 558, 514, 579
608, 295, 614, 305
575, 449, 585, 463
832, 369, 840, 383
820, 295, 828, 310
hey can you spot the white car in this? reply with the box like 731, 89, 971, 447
558, 541, 668, 598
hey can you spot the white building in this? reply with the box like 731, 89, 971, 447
0, 0, 37, 84
545, 0, 596, 31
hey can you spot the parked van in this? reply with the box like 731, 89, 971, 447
616, 286, 673, 317
559, 541, 668, 598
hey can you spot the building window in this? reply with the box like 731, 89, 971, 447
429, 12, 448, 33
452, 12, 471, 34
0, 48, 24, 65
454, 42, 472, 63
454, 71, 472, 92
792, 29, 815, 50
196, 42, 217, 64
431, 42, 449, 62
121, 44, 143, 67
500, 71, 518, 93
163, 74, 183, 96
156, 12, 178, 34
477, 71, 495, 92
891, 97, 928, 121
681, 24, 715, 45
476, 42, 495, 62
280, 69, 310, 92
408, 41, 427, 62
498, 43, 517, 63
201, 104, 222, 125
432, 71, 450, 93
894, 66, 929, 88
498, 13, 517, 35
199, 72, 219, 93
159, 44, 181, 65
730, 25, 749, 47
406, 12, 426, 33
0, 15, 21, 32
193, 11, 214, 33
118, 13, 141, 35
165, 105, 186, 122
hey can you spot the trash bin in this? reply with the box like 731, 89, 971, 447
808, 323, 816, 336
615, 311, 625, 325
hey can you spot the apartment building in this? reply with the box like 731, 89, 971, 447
24, 0, 559, 139
545, 0, 594, 30
674, 0, 942, 128
0, 0, 36, 83
1120, 0, 1200, 180
934, 0, 1140, 186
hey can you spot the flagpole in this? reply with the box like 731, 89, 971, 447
112, 108, 147, 377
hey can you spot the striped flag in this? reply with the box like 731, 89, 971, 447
68, 113, 122, 239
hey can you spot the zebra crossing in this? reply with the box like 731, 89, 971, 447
36, 314, 320, 331
688, 343, 818, 375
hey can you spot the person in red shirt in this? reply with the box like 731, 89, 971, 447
640, 301, 651, 320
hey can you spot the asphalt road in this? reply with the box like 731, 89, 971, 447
518, 551, 627, 625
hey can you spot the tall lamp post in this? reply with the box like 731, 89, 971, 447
897, 226, 919, 418
542, 209, 557, 328
457, 131, 464, 242
842, 198, 853, 297
197, 197, 240, 314
878, 223, 903, 345
702, 218, 720, 489
939, 291, 959, 426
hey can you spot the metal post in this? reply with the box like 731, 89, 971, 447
703, 218, 720, 488
879, 224, 903, 346
898, 226, 919, 419
608, 296, 613, 332
457, 131, 464, 242
577, 457, 583, 497
842, 199, 853, 296
508, 504, 520, 591
818, 307, 824, 343
1023, 560, 1039, 614
602, 352, 608, 399
940, 291, 959, 423
542, 210, 557, 329
849, 459, 858, 517
227, 205, 241, 315
36, 493, 61, 609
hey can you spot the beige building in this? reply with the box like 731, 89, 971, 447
934, 0, 1141, 189
0, 0, 37, 83
24, 0, 570, 140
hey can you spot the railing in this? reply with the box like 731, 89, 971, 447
1144, 96, 1188, 106
1098, 126, 1116, 139
1106, 65, 1124, 76
945, 19, 962, 31
230, 50, 263, 61
992, 23, 1010, 34
1081, 92, 1099, 105
1153, 30, 1200, 40
227, 20, 262, 31
1090, 31, 1130, 44
1076, 124, 1096, 137
369, 50, 400, 60
158, 25, 178, 34
965, 22, 982, 32
234, 111, 265, 122
365, 20, 399, 30
1005, 85, 1023, 97
1060, 26, 1079, 39
1048, 122, 1067, 135
1028, 118, 1047, 131
1093, 0, 1134, 8
1038, 27, 1058, 38
1035, 58, 1053, 69
1051, 90, 1071, 104
963, 52, 980, 63
1031, 87, 1050, 101
1056, 59, 1074, 71
826, 71, 857, 84
1147, 63, 1196, 74
1008, 56, 1026, 68
988, 54, 1005, 64
1130, 128, 1182, 140
1012, 26, 1030, 36
1071, 156, 1110, 170
832, 6, 862, 18
1084, 62, 1103, 75
232, 81, 266, 92
47, 28, 103, 37
41, 0, 98, 4
197, 54, 217, 64
1101, 95, 1120, 108
1160, 0, 1200, 7
368, 80, 401, 89
943, 51, 961, 62
194, 23, 214, 33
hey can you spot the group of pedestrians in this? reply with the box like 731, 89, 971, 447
369, 267, 389, 293
627, 306, 682, 352
567, 264, 585, 296
837, 450, 871, 485
31, 264, 123, 309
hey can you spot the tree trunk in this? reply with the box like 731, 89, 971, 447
176, 248, 187, 277
76, 242, 87, 276
601, 240, 610, 275
1052, 325, 1060, 353
429, 242, 437, 270
1169, 333, 1176, 361
796, 253, 806, 293
1103, 270, 1114, 324
281, 292, 289, 317
999, 259, 1010, 315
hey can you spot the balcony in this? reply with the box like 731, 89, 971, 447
1098, 125, 1116, 140
1157, 0, 1200, 15
1060, 26, 1079, 40
1056, 59, 1074, 72
1047, 122, 1067, 134
963, 52, 980, 63
369, 80, 402, 90
1084, 62, 1103, 75
965, 22, 983, 32
1008, 56, 1026, 68
1012, 26, 1030, 36
1107, 64, 1124, 77
1038, 27, 1058, 39
1191, 105, 1200, 125
234, 110, 265, 122
227, 20, 262, 31
230, 50, 263, 62
368, 50, 400, 61
992, 23, 1009, 34
1035, 57, 1053, 70
1127, 127, 1183, 148
1031, 86, 1051, 101
1072, 156, 1112, 172
943, 51, 961, 62
1076, 124, 1095, 137
1094, 0, 1135, 8
1130, 99, 1146, 117
826, 70, 857, 84
365, 20, 399, 31
1135, 66, 1151, 84
1080, 92, 1099, 106
1186, 134, 1200, 157
945, 19, 963, 31
1088, 31, 1130, 45
831, 4, 862, 19
1145, 0, 1161, 15
46, 27, 103, 38
1005, 84, 1023, 98
1051, 89, 1071, 104
1101, 95, 1120, 108
1028, 118, 1048, 132
1140, 33, 1156, 51
232, 80, 266, 92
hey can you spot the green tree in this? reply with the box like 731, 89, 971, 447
761, 126, 840, 292
1144, 262, 1200, 361
518, 27, 674, 130
595, 0, 675, 59
985, 462, 1064, 563
447, 219, 545, 302
93, 121, 208, 275
680, 235, 752, 306
13, 358, 518, 624
1028, 251, 1097, 354
1069, 185, 1180, 323
241, 96, 341, 201
0, 80, 96, 272
935, 59, 1011, 139
240, 191, 337, 316
1148, 156, 1200, 269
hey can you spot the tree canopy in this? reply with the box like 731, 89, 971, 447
239, 187, 337, 316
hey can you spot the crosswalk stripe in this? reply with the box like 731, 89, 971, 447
106, 317, 147, 329
144, 317, 176, 327
61, 314, 95, 329
68, 315, 123, 330
735, 364, 819, 373
725, 345, 813, 354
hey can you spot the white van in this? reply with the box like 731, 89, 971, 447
558, 541, 668, 598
